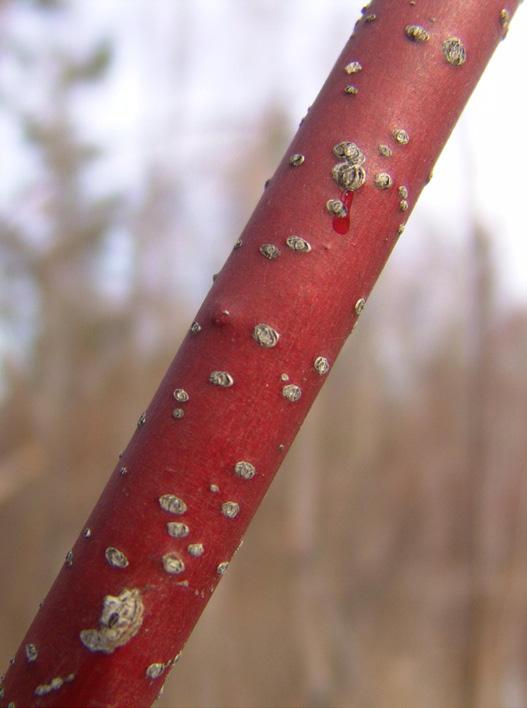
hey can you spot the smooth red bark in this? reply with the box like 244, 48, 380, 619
1, 1, 518, 706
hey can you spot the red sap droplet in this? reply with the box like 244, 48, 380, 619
332, 190, 354, 235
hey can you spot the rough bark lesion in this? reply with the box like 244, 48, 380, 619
80, 588, 144, 654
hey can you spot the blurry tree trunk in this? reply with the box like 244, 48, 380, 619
288, 405, 333, 707
464, 219, 494, 707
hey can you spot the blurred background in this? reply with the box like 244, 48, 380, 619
1, 1, 527, 707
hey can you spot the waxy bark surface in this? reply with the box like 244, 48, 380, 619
1, 1, 519, 706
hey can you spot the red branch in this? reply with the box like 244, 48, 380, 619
0, 1, 518, 706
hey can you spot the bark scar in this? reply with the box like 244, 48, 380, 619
80, 588, 144, 654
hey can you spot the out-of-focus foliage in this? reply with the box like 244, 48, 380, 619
25, 0, 65, 9
1, 3, 527, 708
60, 41, 113, 85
